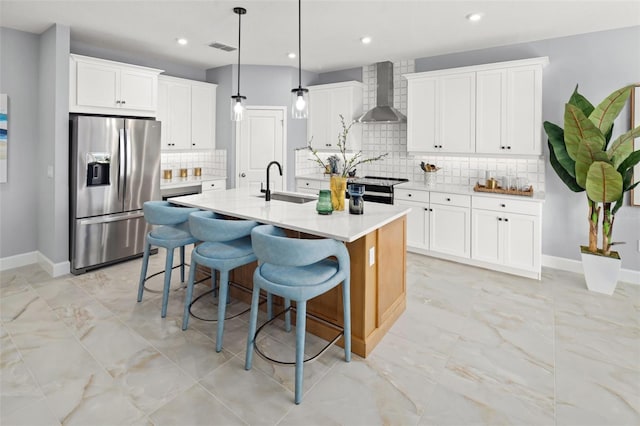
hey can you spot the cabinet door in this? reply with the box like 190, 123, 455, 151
503, 212, 540, 272
332, 87, 361, 152
439, 72, 475, 153
75, 60, 120, 108
471, 209, 501, 264
430, 204, 470, 258
308, 89, 332, 149
396, 199, 428, 250
476, 69, 507, 154
407, 77, 437, 152
506, 66, 542, 155
167, 83, 191, 150
191, 84, 215, 150
119, 69, 157, 112
157, 80, 169, 149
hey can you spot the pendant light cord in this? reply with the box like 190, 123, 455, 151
297, 0, 302, 89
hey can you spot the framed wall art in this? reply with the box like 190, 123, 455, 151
632, 85, 640, 206
0, 94, 6, 183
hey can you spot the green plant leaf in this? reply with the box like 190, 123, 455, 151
586, 161, 623, 203
589, 85, 632, 135
617, 150, 640, 175
564, 103, 605, 160
568, 85, 594, 117
543, 121, 575, 178
607, 125, 640, 168
575, 140, 609, 188
548, 141, 583, 192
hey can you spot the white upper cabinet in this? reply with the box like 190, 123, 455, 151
476, 65, 543, 155
307, 81, 364, 152
405, 57, 548, 156
69, 54, 163, 117
157, 75, 217, 151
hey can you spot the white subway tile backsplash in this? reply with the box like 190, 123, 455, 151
161, 149, 227, 177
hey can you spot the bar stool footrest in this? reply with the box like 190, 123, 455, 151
253, 306, 344, 366
187, 280, 265, 322
142, 263, 192, 293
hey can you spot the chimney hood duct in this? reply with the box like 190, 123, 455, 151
357, 61, 407, 123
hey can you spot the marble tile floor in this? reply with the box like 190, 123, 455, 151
1, 249, 638, 426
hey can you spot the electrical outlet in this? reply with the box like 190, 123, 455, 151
369, 246, 375, 266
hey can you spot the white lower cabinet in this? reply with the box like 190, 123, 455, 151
396, 187, 542, 279
296, 178, 329, 195
201, 179, 226, 192
471, 196, 541, 276
395, 189, 470, 257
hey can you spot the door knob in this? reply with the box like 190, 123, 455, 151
240, 173, 246, 177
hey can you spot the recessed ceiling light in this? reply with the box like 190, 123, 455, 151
176, 37, 188, 45
466, 12, 483, 22
361, 36, 372, 45
288, 52, 296, 59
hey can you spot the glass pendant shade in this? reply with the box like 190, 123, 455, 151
230, 95, 246, 122
291, 88, 308, 119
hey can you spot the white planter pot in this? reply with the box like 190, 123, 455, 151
580, 247, 621, 295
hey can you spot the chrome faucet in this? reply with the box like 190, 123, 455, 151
265, 161, 283, 201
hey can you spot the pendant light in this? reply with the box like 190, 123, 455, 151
231, 7, 247, 121
290, 0, 308, 119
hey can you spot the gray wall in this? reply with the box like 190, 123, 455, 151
415, 26, 640, 270
0, 28, 40, 258
206, 64, 317, 190
311, 67, 362, 85
71, 40, 206, 81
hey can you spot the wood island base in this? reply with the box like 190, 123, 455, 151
196, 216, 407, 358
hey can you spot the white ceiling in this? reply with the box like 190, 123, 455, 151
1, 1, 639, 73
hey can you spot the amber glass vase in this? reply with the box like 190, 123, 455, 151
330, 175, 347, 211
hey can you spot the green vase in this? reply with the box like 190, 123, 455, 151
316, 189, 333, 215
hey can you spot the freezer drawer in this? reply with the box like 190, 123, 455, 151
71, 211, 149, 274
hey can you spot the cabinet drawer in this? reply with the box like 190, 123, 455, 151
297, 179, 329, 190
201, 179, 226, 192
394, 188, 429, 203
430, 192, 471, 208
472, 196, 540, 215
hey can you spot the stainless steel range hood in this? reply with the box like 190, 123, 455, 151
357, 61, 407, 124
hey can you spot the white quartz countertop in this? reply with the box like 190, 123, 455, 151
168, 187, 410, 243
160, 175, 226, 190
396, 181, 546, 202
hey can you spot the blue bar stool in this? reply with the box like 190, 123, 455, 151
137, 201, 200, 318
245, 225, 351, 404
182, 211, 259, 352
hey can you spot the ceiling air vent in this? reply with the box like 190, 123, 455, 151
208, 42, 237, 52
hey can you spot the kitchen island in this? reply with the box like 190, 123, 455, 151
169, 188, 410, 357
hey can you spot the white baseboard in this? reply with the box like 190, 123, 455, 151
542, 255, 640, 285
0, 251, 69, 278
0, 251, 38, 271
37, 252, 70, 278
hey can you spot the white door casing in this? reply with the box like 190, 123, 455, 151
236, 107, 286, 193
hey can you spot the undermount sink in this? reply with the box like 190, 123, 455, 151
256, 192, 316, 204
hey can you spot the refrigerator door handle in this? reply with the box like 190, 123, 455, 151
125, 129, 132, 186
119, 129, 126, 200
78, 211, 145, 226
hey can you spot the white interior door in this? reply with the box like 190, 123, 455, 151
236, 107, 285, 193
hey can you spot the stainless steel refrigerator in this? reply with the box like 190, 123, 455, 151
70, 115, 161, 274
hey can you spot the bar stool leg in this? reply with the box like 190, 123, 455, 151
294, 300, 307, 404
215, 270, 230, 352
245, 285, 261, 370
137, 241, 151, 302
182, 259, 198, 330
284, 298, 292, 332
161, 248, 175, 318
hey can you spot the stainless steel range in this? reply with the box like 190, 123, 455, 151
348, 176, 409, 204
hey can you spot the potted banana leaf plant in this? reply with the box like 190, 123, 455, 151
544, 85, 640, 295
